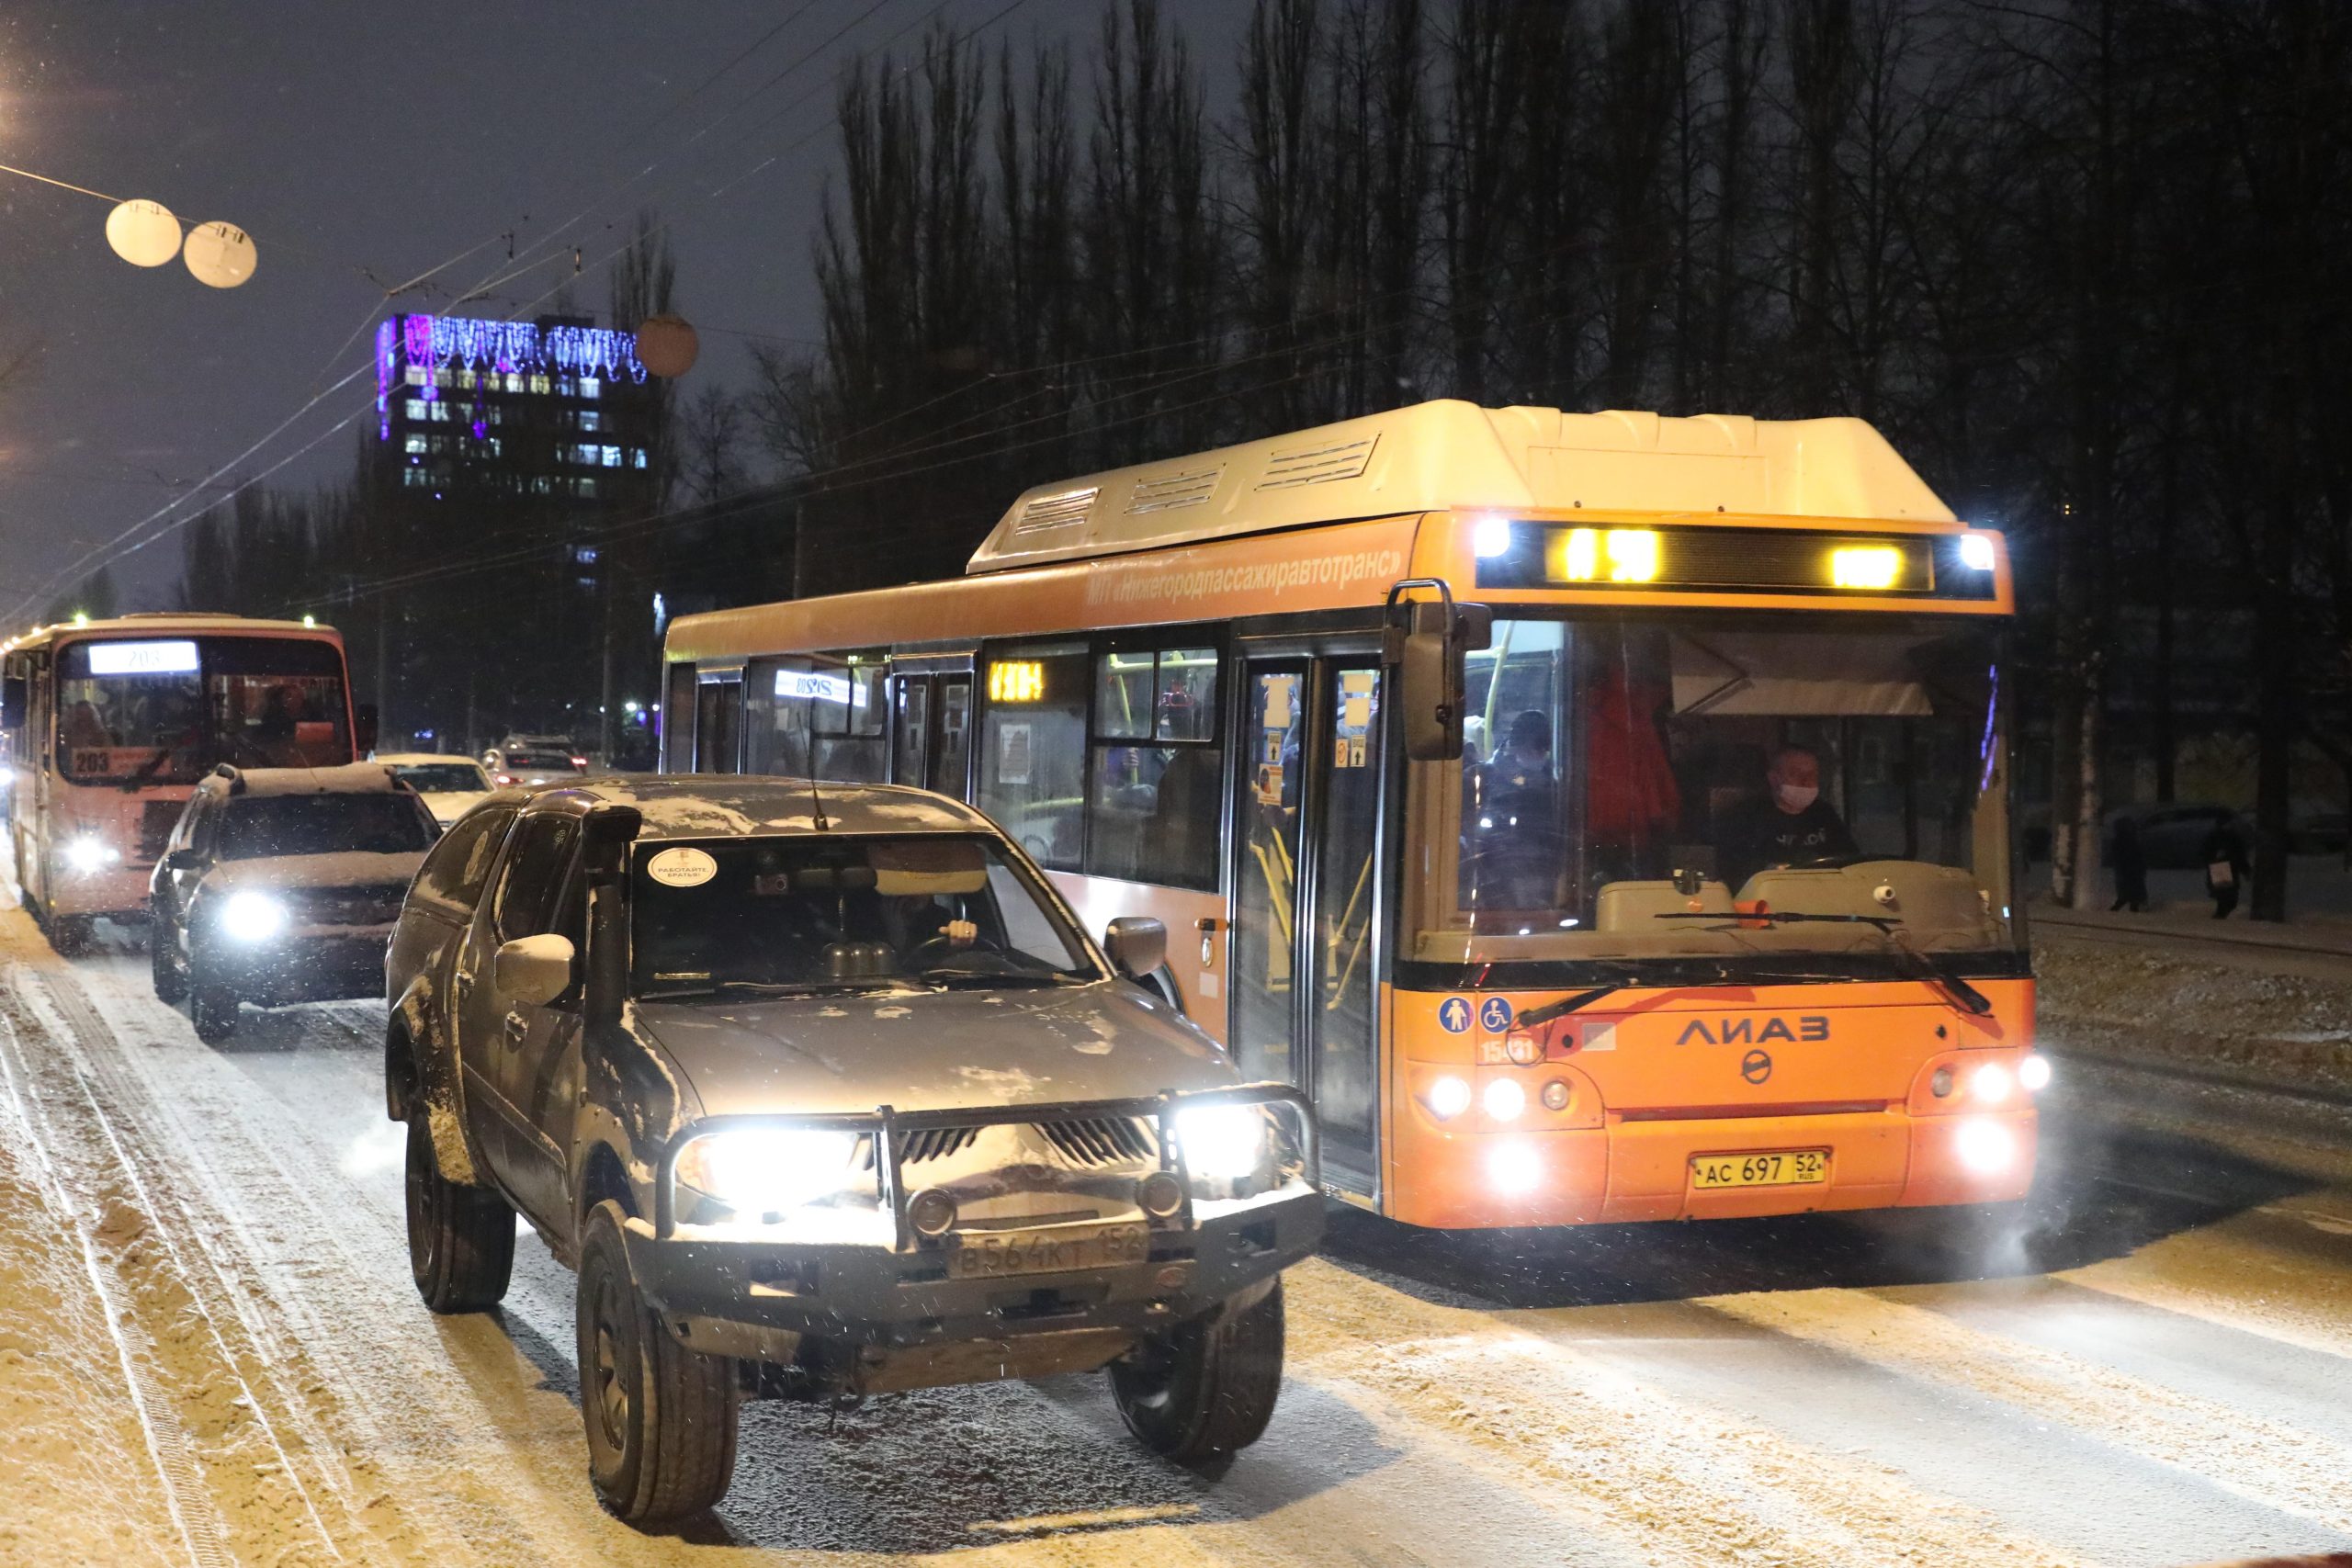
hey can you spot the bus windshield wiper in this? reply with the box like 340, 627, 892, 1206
1514, 963, 1883, 1029
1652, 912, 1992, 1016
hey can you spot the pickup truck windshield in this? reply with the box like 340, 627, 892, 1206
631, 834, 1099, 997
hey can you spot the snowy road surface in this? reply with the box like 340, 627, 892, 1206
3, 908, 2350, 1567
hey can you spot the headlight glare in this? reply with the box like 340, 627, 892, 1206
64, 836, 119, 874
1954, 1117, 2015, 1175
1426, 1075, 1472, 1120
1969, 1062, 2015, 1104
2018, 1054, 2052, 1092
1483, 1077, 1526, 1122
675, 1128, 857, 1214
220, 890, 288, 942
1175, 1103, 1266, 1181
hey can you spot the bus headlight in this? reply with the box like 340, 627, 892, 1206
1483, 1077, 1526, 1122
1953, 1118, 2015, 1175
1175, 1104, 1266, 1181
1425, 1075, 1472, 1120
219, 891, 288, 943
63, 837, 120, 874
2018, 1054, 2052, 1092
675, 1128, 857, 1215
1488, 1140, 1542, 1194
1969, 1062, 2015, 1104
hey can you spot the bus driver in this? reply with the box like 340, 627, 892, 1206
1716, 743, 1856, 889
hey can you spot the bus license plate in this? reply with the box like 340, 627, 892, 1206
948, 1222, 1149, 1280
1690, 1150, 1829, 1190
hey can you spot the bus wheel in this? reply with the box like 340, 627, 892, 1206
49, 914, 92, 957
150, 917, 187, 1004
189, 968, 240, 1043
576, 1200, 738, 1524
1110, 1278, 1285, 1465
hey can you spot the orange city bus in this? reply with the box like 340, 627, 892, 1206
3, 614, 366, 951
659, 400, 2041, 1228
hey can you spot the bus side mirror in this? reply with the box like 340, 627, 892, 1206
2, 674, 23, 732
1394, 602, 1492, 761
355, 704, 379, 756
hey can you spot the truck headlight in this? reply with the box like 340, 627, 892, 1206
675, 1128, 857, 1214
219, 890, 288, 942
64, 836, 120, 874
1175, 1103, 1266, 1181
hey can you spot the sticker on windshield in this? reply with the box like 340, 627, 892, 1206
644, 846, 718, 887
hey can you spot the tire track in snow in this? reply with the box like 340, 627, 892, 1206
1703, 1285, 2352, 1536
0, 976, 232, 1568
1286, 1262, 2086, 1568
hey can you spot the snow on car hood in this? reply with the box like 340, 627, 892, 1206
631, 981, 1235, 1120
203, 851, 426, 892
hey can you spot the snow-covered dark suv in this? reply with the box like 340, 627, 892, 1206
382, 776, 1322, 1526
149, 762, 439, 1043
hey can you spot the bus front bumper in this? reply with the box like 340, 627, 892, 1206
1386, 1106, 2039, 1228
46, 862, 154, 922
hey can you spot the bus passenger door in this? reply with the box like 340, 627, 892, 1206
888, 672, 973, 799
1231, 654, 1385, 1192
694, 674, 742, 773
891, 676, 931, 786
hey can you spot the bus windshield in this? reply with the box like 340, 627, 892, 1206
1418, 616, 2015, 964
55, 636, 350, 785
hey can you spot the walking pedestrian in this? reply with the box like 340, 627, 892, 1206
2201, 818, 2251, 919
2109, 815, 2149, 912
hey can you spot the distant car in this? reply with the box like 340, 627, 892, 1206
149, 762, 440, 1043
480, 740, 586, 787
383, 776, 1322, 1525
374, 752, 495, 826
2105, 802, 2245, 870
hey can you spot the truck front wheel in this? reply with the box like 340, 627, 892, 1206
1110, 1278, 1286, 1464
575, 1201, 739, 1525
403, 1112, 514, 1313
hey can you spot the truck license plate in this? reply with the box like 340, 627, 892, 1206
1690, 1150, 1830, 1190
948, 1222, 1150, 1280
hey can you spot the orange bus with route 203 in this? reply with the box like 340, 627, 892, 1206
660, 400, 2041, 1229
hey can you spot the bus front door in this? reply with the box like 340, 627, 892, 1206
888, 671, 973, 798
1232, 654, 1384, 1192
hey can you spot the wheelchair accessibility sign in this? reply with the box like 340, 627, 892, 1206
1480, 998, 1514, 1033
1438, 998, 1474, 1033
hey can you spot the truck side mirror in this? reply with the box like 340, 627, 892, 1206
1104, 916, 1167, 980
495, 933, 577, 1008
163, 847, 203, 874
1393, 599, 1492, 761
2, 673, 23, 731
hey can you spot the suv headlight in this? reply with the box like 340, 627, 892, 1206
675, 1128, 858, 1213
1174, 1103, 1267, 1181
219, 890, 288, 942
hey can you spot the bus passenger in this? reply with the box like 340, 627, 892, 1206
1716, 744, 1856, 890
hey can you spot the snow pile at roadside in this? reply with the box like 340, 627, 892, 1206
2034, 939, 2352, 1097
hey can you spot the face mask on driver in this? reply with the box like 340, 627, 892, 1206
1773, 783, 1819, 813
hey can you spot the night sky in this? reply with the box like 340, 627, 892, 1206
0, 1, 1252, 624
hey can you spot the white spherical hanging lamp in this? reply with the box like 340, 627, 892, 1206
183, 220, 257, 288
634, 313, 699, 378
106, 199, 182, 267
